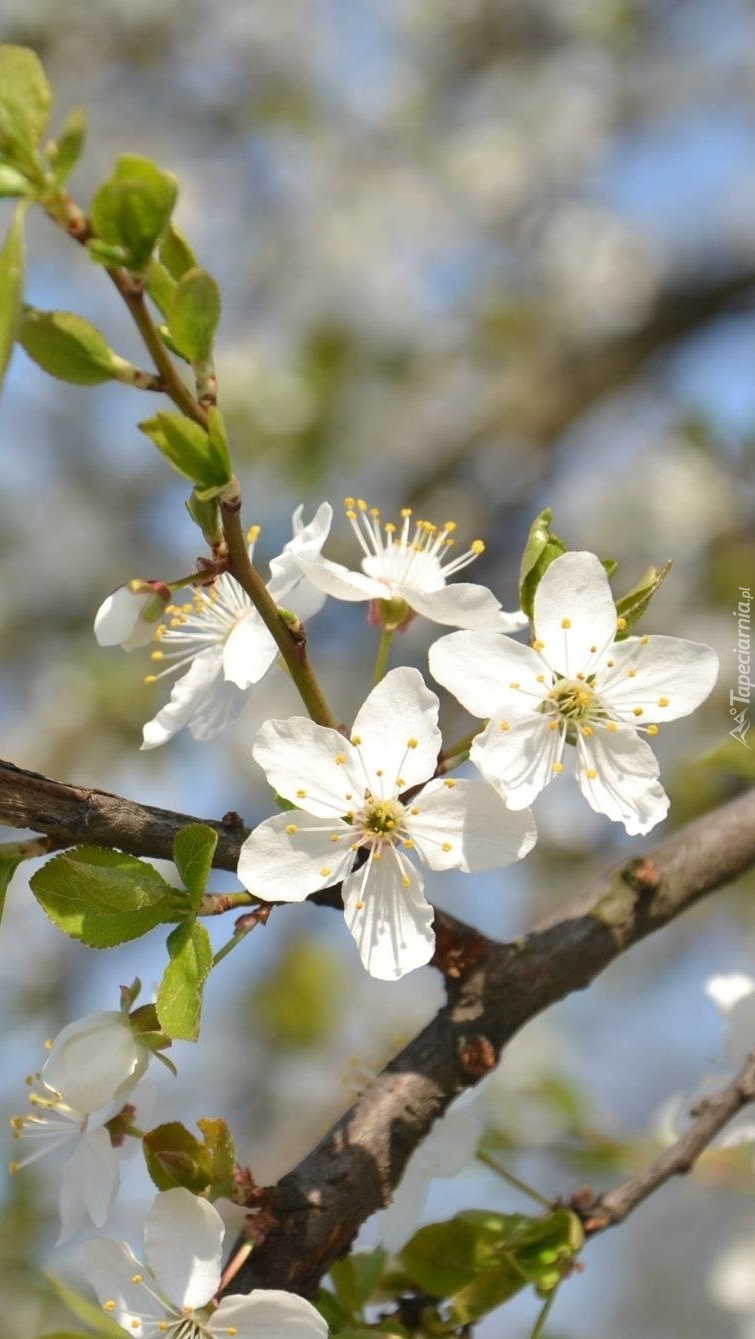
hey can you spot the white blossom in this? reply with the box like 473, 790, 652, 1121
94, 581, 171, 652
80, 1187, 328, 1339
237, 666, 536, 980
429, 550, 719, 835
42, 1010, 152, 1115
294, 496, 526, 632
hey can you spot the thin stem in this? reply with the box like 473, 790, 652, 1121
476, 1148, 553, 1210
198, 891, 258, 917
530, 1286, 559, 1339
373, 628, 395, 684
221, 501, 338, 728
212, 923, 256, 969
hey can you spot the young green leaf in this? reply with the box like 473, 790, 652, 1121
0, 164, 33, 197
30, 846, 177, 948
90, 155, 178, 273
0, 45, 51, 178
140, 410, 232, 489
143, 1116, 235, 1197
330, 1248, 387, 1314
144, 258, 177, 318
519, 507, 567, 621
173, 822, 218, 903
160, 221, 199, 279
49, 104, 87, 184
614, 561, 673, 638
0, 204, 25, 388
0, 845, 25, 930
17, 308, 119, 385
156, 919, 212, 1041
167, 267, 221, 362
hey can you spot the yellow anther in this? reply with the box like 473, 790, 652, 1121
403, 839, 415, 850
384, 522, 396, 533
370, 507, 380, 517
296, 788, 306, 798
616, 617, 627, 630
633, 707, 644, 717
536, 674, 545, 683
375, 768, 383, 777
657, 697, 669, 707
640, 634, 650, 644
500, 721, 511, 732
344, 496, 355, 507
407, 737, 418, 749
130, 1323, 139, 1332
532, 640, 545, 652
471, 540, 485, 554
561, 617, 572, 629
246, 524, 261, 543
582, 725, 593, 737
227, 1329, 239, 1337
334, 753, 346, 765
441, 842, 452, 852
346, 509, 357, 521
150, 650, 163, 661
552, 762, 564, 773
607, 722, 618, 732
104, 1301, 116, 1312
444, 520, 457, 532
647, 724, 659, 736
8, 1161, 19, 1175
402, 876, 412, 888
319, 867, 331, 878
401, 507, 412, 517
590, 644, 597, 653
443, 778, 456, 787
351, 734, 362, 746
586, 768, 598, 780
627, 669, 637, 678
577, 672, 585, 680
285, 823, 298, 835
9, 1116, 23, 1131
330, 834, 340, 843
606, 659, 614, 668
373, 851, 382, 861
131, 1274, 143, 1284
395, 776, 405, 788
509, 680, 521, 690
410, 805, 420, 814
144, 675, 156, 684
548, 720, 559, 730
355, 900, 364, 910
357, 498, 368, 511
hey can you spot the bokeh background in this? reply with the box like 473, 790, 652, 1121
0, 1, 754, 1335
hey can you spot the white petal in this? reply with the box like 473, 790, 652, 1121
470, 714, 562, 810
145, 1188, 223, 1311
237, 812, 353, 902
294, 555, 382, 601
94, 588, 154, 650
267, 501, 333, 600
43, 1013, 148, 1115
350, 667, 440, 797
429, 631, 545, 719
253, 718, 362, 816
410, 778, 537, 871
141, 648, 244, 749
212, 1291, 328, 1339
598, 635, 719, 722
342, 849, 435, 981
576, 726, 669, 835
534, 552, 618, 677
79, 1237, 149, 1332
400, 581, 505, 631
705, 974, 755, 1015
58, 1127, 121, 1244
723, 991, 755, 1069
222, 612, 278, 688
377, 1109, 482, 1252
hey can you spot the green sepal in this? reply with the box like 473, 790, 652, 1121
0, 164, 34, 197
156, 919, 212, 1040
330, 1248, 387, 1314
0, 203, 25, 388
614, 561, 673, 638
186, 487, 222, 545
48, 104, 87, 184
0, 45, 50, 180
173, 822, 218, 903
167, 266, 221, 362
30, 846, 178, 948
43, 1272, 125, 1339
143, 1116, 236, 1197
518, 508, 567, 621
160, 220, 198, 279
90, 154, 178, 273
17, 308, 119, 385
139, 409, 232, 489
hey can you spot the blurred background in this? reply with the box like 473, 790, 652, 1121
0, 1, 754, 1335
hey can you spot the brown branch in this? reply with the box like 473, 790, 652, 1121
577, 1050, 755, 1234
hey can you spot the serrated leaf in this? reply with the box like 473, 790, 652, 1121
0, 45, 50, 177
43, 1272, 125, 1339
91, 154, 178, 273
30, 846, 176, 948
0, 203, 25, 388
157, 919, 212, 1040
143, 1116, 235, 1196
50, 104, 87, 184
331, 1248, 386, 1313
17, 308, 118, 385
140, 410, 232, 489
173, 823, 218, 903
167, 267, 221, 362
518, 508, 567, 621
160, 221, 198, 279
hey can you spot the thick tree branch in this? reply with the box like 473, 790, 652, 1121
577, 1050, 755, 1234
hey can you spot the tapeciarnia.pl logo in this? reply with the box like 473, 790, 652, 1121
730, 585, 752, 748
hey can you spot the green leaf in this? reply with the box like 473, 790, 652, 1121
91, 154, 178, 273
167, 267, 221, 362
144, 258, 177, 318
0, 164, 33, 196
0, 203, 25, 388
519, 508, 567, 621
139, 410, 232, 489
30, 846, 176, 948
156, 919, 212, 1040
330, 1248, 386, 1314
143, 1116, 235, 1196
17, 308, 118, 385
160, 221, 198, 279
43, 1272, 125, 1339
0, 842, 28, 930
0, 45, 50, 177
38, 1332, 106, 1339
186, 487, 222, 545
173, 823, 218, 903
50, 104, 87, 184
614, 561, 673, 638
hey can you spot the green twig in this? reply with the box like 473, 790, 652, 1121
373, 628, 395, 684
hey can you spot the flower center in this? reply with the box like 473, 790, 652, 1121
547, 677, 600, 722
344, 496, 484, 595
358, 795, 406, 843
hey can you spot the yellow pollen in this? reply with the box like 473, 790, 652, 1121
410, 806, 420, 814
441, 842, 452, 852
130, 1323, 139, 1332
402, 877, 412, 888
586, 768, 598, 780
228, 1330, 239, 1337
606, 659, 614, 668
330, 834, 340, 843
375, 769, 383, 777
334, 753, 346, 765
633, 707, 644, 717
627, 669, 637, 678
8, 1161, 19, 1174
144, 675, 156, 684
582, 725, 593, 737
357, 498, 368, 511
548, 720, 559, 730
286, 824, 297, 835
150, 650, 163, 661
346, 509, 356, 521
536, 674, 545, 683
296, 788, 306, 798
444, 520, 457, 533
131, 1274, 143, 1284
319, 867, 331, 878
401, 507, 412, 518
396, 776, 405, 787
576, 672, 585, 681
590, 645, 597, 653
647, 724, 659, 735
658, 697, 669, 707
355, 900, 364, 910
344, 495, 355, 507
552, 762, 564, 773
641, 634, 650, 644
407, 737, 418, 749
104, 1301, 116, 1312
616, 617, 627, 630
561, 618, 571, 629
532, 640, 545, 652
443, 778, 456, 787
607, 722, 618, 732
351, 734, 362, 745
509, 681, 521, 690
500, 721, 511, 732
373, 852, 382, 861
403, 839, 415, 850
471, 539, 485, 554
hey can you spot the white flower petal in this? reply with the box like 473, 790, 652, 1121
343, 850, 435, 981
94, 589, 155, 650
222, 612, 278, 689
534, 552, 618, 677
599, 635, 719, 722
267, 502, 333, 600
212, 1290, 328, 1339
141, 646, 238, 750
295, 554, 382, 602
576, 726, 669, 835
350, 667, 441, 797
144, 1188, 223, 1311
470, 713, 562, 810
253, 718, 362, 816
58, 1127, 121, 1244
705, 974, 755, 1015
723, 991, 755, 1069
377, 1109, 482, 1252
43, 1012, 148, 1115
79, 1237, 149, 1332
237, 812, 353, 902
400, 581, 506, 631
429, 631, 545, 719
410, 778, 537, 871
